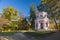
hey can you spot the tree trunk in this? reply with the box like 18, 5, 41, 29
54, 19, 58, 30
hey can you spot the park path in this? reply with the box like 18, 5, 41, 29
0, 31, 60, 40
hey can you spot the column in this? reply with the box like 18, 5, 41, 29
35, 20, 39, 30
38, 22, 40, 30
35, 20, 36, 30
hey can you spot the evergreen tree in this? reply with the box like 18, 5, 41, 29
30, 3, 37, 29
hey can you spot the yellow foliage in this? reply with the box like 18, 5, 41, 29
57, 23, 60, 29
49, 23, 55, 29
8, 7, 14, 13
10, 16, 14, 19
8, 29, 11, 32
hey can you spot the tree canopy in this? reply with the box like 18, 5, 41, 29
29, 3, 37, 29
2, 7, 18, 21
37, 0, 60, 29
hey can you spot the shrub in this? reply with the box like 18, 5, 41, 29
49, 23, 55, 29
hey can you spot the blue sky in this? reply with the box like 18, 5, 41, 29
0, 0, 40, 17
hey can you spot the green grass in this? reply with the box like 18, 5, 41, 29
24, 31, 55, 37
0, 31, 55, 36
0, 32, 17, 36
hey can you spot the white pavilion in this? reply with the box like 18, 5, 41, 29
35, 11, 50, 30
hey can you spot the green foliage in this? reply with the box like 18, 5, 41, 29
18, 18, 29, 30
2, 24, 11, 31
29, 3, 37, 29
57, 23, 60, 30
38, 0, 60, 19
37, 0, 60, 30
0, 32, 16, 36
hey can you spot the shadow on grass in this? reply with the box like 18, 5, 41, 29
0, 32, 17, 36
0, 31, 56, 37
24, 31, 55, 38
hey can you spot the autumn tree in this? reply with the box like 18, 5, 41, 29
37, 0, 60, 29
2, 7, 18, 31
2, 7, 18, 21
17, 12, 29, 30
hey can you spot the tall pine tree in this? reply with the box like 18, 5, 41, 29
30, 3, 37, 29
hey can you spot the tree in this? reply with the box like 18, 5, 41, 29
2, 7, 18, 31
2, 7, 18, 21
29, 3, 37, 29
37, 0, 60, 29
17, 12, 29, 30
19, 12, 24, 20
21, 18, 29, 30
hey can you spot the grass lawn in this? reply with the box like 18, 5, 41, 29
0, 31, 55, 36
0, 32, 17, 36
24, 31, 55, 37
